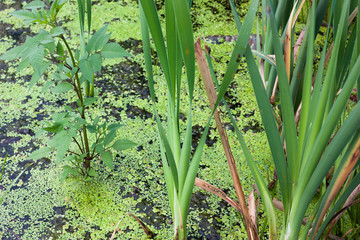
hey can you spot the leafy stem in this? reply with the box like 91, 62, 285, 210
60, 34, 91, 170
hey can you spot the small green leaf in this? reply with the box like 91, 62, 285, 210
95, 143, 104, 153
56, 41, 65, 56
0, 45, 26, 61
108, 123, 122, 131
28, 147, 52, 160
86, 24, 110, 53
112, 139, 137, 151
17, 58, 30, 72
104, 130, 116, 146
43, 123, 63, 133
29, 45, 45, 77
101, 151, 113, 170
79, 58, 93, 81
83, 97, 98, 106
88, 168, 97, 177
52, 82, 73, 93
86, 124, 97, 133
101, 43, 132, 58
52, 112, 67, 121
24, 1, 46, 9
50, 27, 66, 37
10, 10, 36, 24
49, 133, 71, 164
60, 166, 80, 183
41, 81, 55, 93
89, 54, 102, 73
29, 62, 50, 89
79, 54, 102, 81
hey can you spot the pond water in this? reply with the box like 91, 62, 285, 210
0, 0, 272, 239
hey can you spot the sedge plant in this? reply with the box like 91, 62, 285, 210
139, 0, 262, 238
209, 0, 360, 239
0, 0, 136, 181
139, 1, 204, 238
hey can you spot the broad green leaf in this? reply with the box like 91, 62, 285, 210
52, 82, 73, 93
28, 147, 52, 160
112, 139, 137, 151
44, 41, 56, 55
51, 135, 71, 164
86, 24, 110, 53
83, 97, 97, 106
101, 43, 132, 58
104, 130, 116, 146
29, 62, 50, 89
101, 151, 113, 170
50, 27, 66, 37
24, 1, 46, 9
79, 58, 94, 81
89, 54, 102, 73
10, 10, 36, 24
0, 44, 26, 61
29, 45, 45, 77
79, 54, 102, 81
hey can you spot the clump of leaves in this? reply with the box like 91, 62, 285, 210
0, 0, 136, 181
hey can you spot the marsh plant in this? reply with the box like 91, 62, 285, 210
196, 0, 360, 239
0, 0, 136, 181
139, 0, 263, 238
192, 0, 360, 239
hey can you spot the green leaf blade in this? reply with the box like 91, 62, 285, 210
101, 43, 132, 58
101, 151, 113, 170
112, 139, 137, 151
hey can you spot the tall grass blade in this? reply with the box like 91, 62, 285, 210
311, 131, 360, 238
266, 3, 298, 200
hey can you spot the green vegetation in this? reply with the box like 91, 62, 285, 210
0, 0, 359, 239
0, 0, 136, 180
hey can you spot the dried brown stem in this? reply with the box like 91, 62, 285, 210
195, 38, 258, 240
